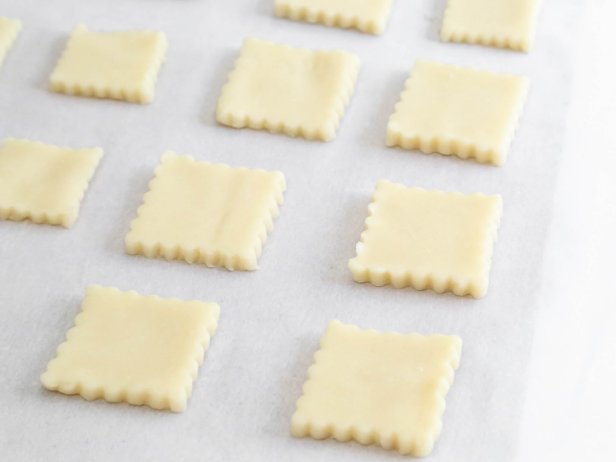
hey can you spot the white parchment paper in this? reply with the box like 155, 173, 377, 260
0, 0, 583, 460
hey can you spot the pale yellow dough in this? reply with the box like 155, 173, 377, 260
41, 286, 219, 412
0, 17, 21, 68
275, 0, 394, 35
349, 180, 502, 298
126, 153, 286, 270
387, 60, 528, 165
49, 25, 167, 103
0, 138, 103, 227
441, 0, 542, 52
292, 320, 462, 457
216, 38, 360, 141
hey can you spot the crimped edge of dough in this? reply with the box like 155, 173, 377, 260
216, 37, 360, 141
386, 60, 529, 165
348, 180, 503, 298
291, 320, 462, 457
40, 285, 220, 412
274, 0, 392, 35
49, 25, 168, 104
0, 17, 22, 68
125, 152, 286, 271
440, 0, 542, 52
0, 138, 103, 228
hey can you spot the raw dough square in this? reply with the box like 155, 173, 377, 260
41, 285, 220, 412
0, 17, 21, 68
292, 320, 462, 457
216, 38, 360, 141
49, 25, 167, 103
125, 153, 286, 270
274, 0, 394, 35
441, 0, 541, 52
387, 60, 528, 165
348, 180, 502, 298
0, 138, 103, 227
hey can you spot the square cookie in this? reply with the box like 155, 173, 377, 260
0, 138, 103, 227
275, 0, 394, 35
41, 285, 220, 412
0, 17, 21, 68
125, 153, 286, 270
348, 180, 502, 298
292, 320, 462, 457
387, 60, 528, 165
216, 38, 360, 141
441, 0, 542, 52
49, 25, 167, 103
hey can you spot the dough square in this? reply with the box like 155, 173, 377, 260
386, 60, 528, 165
0, 138, 103, 228
0, 17, 21, 68
274, 0, 394, 35
125, 152, 286, 270
41, 285, 220, 412
216, 38, 360, 141
49, 25, 167, 104
441, 0, 541, 52
292, 320, 462, 457
348, 180, 502, 298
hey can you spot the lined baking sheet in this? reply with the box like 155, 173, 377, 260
0, 0, 582, 460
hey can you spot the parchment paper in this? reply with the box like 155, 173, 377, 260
0, 0, 583, 460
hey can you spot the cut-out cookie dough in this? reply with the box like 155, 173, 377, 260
441, 0, 542, 52
292, 320, 462, 457
0, 138, 103, 227
274, 0, 394, 35
387, 60, 528, 165
49, 25, 167, 103
41, 285, 219, 412
216, 38, 360, 141
126, 153, 286, 270
0, 17, 21, 68
349, 180, 502, 298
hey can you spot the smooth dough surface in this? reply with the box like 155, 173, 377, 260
275, 0, 394, 35
292, 320, 462, 457
441, 0, 541, 52
387, 60, 528, 165
348, 180, 502, 298
41, 285, 220, 412
216, 38, 360, 141
125, 152, 286, 270
0, 138, 102, 227
0, 17, 21, 68
49, 25, 167, 103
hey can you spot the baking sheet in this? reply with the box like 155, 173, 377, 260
0, 0, 583, 460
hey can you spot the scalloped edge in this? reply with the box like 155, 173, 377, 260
0, 138, 103, 228
49, 25, 168, 104
386, 60, 529, 165
440, 0, 542, 52
274, 0, 393, 35
0, 17, 22, 69
125, 152, 286, 271
291, 320, 462, 456
40, 285, 220, 412
216, 38, 360, 141
348, 180, 502, 298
